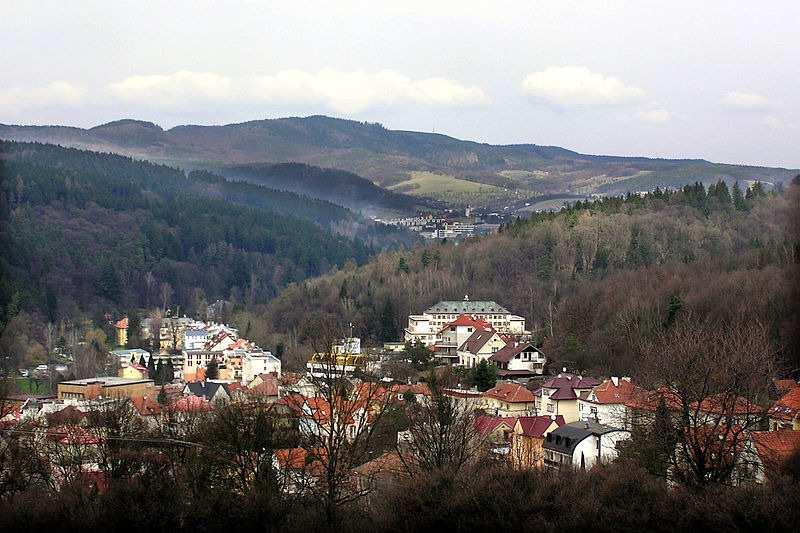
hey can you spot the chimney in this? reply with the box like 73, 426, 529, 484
611, 376, 619, 387
584, 422, 589, 429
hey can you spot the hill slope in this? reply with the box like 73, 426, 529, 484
0, 141, 382, 320
1, 116, 795, 204
240, 181, 799, 372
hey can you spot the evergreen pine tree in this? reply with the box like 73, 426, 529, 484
155, 358, 164, 385
473, 360, 497, 392
397, 257, 410, 274
732, 181, 747, 211
379, 299, 397, 342
165, 358, 174, 383
157, 385, 168, 405
147, 355, 156, 380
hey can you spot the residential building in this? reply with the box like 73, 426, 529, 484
273, 448, 326, 493
482, 383, 538, 416
750, 430, 800, 483
457, 328, 506, 368
768, 387, 800, 430
183, 329, 209, 351
439, 314, 495, 364
577, 377, 638, 427
242, 350, 282, 383
182, 350, 223, 381
490, 341, 546, 378
510, 415, 565, 469
119, 364, 148, 381
183, 381, 237, 404
57, 377, 154, 400
542, 421, 630, 470
534, 373, 602, 422
474, 415, 518, 447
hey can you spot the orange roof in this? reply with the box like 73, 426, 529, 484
769, 388, 800, 421
774, 379, 799, 395
353, 451, 416, 477
751, 430, 800, 477
586, 379, 640, 405
692, 394, 764, 417
437, 314, 494, 334
47, 425, 101, 446
274, 447, 327, 470
624, 386, 683, 412
115, 317, 129, 329
131, 396, 162, 416
389, 383, 432, 397
474, 416, 518, 437
484, 383, 537, 403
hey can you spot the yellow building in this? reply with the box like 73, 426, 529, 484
58, 377, 154, 400
115, 317, 129, 348
119, 364, 149, 380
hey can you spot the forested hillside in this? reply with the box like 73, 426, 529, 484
0, 141, 382, 324
223, 162, 433, 216
242, 179, 800, 373
1, 116, 795, 201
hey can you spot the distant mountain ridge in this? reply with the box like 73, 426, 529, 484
1, 115, 796, 201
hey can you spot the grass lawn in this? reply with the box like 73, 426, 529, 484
389, 171, 518, 205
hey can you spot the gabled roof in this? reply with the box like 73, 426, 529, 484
184, 381, 232, 402
458, 329, 502, 354
490, 342, 539, 364
541, 373, 601, 391
115, 317, 128, 329
274, 447, 327, 471
170, 395, 212, 413
773, 379, 798, 395
389, 383, 432, 397
474, 416, 518, 436
484, 383, 537, 404
515, 415, 565, 437
584, 378, 640, 405
543, 421, 624, 455
769, 388, 800, 421
437, 314, 494, 335
624, 386, 683, 412
751, 430, 800, 477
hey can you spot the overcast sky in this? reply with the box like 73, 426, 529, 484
2, 1, 798, 167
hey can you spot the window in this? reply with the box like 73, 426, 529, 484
547, 403, 554, 413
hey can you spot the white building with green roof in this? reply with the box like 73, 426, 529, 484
404, 296, 526, 347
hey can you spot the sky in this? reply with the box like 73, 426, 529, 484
2, 1, 798, 168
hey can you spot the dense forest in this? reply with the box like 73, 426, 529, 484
0, 141, 402, 330
223, 161, 432, 215
240, 179, 800, 373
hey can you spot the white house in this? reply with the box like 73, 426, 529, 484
577, 377, 638, 427
457, 329, 507, 368
489, 341, 546, 377
241, 350, 282, 383
542, 421, 629, 470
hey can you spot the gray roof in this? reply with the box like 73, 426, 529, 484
543, 421, 622, 455
426, 300, 509, 315
184, 381, 232, 401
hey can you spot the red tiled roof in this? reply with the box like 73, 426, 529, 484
47, 425, 101, 445
751, 430, 800, 477
624, 386, 683, 412
248, 380, 279, 397
774, 379, 799, 395
274, 447, 327, 470
131, 396, 162, 416
769, 388, 800, 421
515, 415, 565, 437
474, 415, 518, 437
115, 317, 128, 329
353, 451, 416, 477
585, 378, 640, 405
692, 393, 764, 417
438, 314, 494, 334
389, 383, 432, 397
484, 383, 537, 404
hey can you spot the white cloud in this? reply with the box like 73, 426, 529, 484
107, 70, 233, 108
521, 66, 645, 107
0, 81, 86, 113
722, 91, 771, 111
106, 69, 487, 113
635, 108, 671, 123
